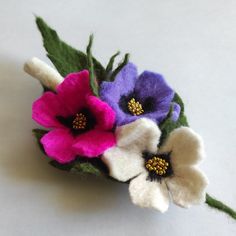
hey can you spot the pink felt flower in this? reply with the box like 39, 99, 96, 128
32, 70, 116, 163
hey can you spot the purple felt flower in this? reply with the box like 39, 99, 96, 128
100, 63, 178, 126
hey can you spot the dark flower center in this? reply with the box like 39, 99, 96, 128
143, 152, 173, 182
119, 93, 156, 116
56, 108, 96, 136
72, 113, 87, 130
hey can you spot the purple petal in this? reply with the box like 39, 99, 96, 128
135, 71, 174, 105
171, 102, 181, 122
100, 66, 175, 126
100, 63, 138, 125
134, 71, 174, 124
100, 63, 137, 104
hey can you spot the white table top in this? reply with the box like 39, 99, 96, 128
0, 0, 235, 235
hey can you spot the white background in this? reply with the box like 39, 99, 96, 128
0, 0, 236, 235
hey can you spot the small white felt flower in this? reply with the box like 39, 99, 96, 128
102, 118, 208, 212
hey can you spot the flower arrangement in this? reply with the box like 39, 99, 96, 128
24, 17, 236, 219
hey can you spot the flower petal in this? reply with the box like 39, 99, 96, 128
73, 130, 116, 157
160, 127, 205, 167
100, 63, 137, 104
166, 166, 208, 208
41, 128, 76, 163
116, 118, 161, 153
32, 91, 66, 128
135, 71, 174, 105
56, 70, 92, 115
102, 147, 145, 182
86, 95, 115, 130
129, 173, 169, 212
134, 71, 174, 124
100, 63, 137, 126
110, 105, 137, 126
171, 102, 181, 122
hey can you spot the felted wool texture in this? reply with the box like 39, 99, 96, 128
171, 102, 181, 122
55, 70, 92, 115
72, 130, 116, 158
102, 118, 161, 182
206, 194, 236, 220
102, 147, 145, 182
24, 57, 63, 91
41, 128, 77, 163
129, 173, 169, 213
86, 95, 115, 131
32, 70, 92, 127
159, 126, 205, 167
166, 166, 208, 208
103, 122, 208, 211
116, 117, 161, 153
33, 70, 116, 163
35, 17, 106, 82
100, 63, 175, 126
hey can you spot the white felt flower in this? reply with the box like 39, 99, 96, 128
102, 118, 208, 212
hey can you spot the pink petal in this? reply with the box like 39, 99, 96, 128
32, 92, 67, 128
41, 128, 76, 163
73, 130, 116, 157
86, 95, 115, 130
56, 70, 92, 115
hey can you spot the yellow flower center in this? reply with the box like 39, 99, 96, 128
72, 113, 87, 130
127, 98, 144, 116
145, 156, 169, 176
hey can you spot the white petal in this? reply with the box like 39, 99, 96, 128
129, 173, 169, 212
116, 118, 161, 153
102, 147, 145, 182
166, 166, 208, 208
160, 127, 205, 167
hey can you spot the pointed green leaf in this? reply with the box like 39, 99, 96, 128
159, 93, 189, 146
35, 17, 106, 82
36, 17, 86, 76
105, 51, 120, 75
71, 162, 102, 176
109, 53, 130, 81
93, 58, 107, 84
86, 34, 99, 96
49, 157, 108, 177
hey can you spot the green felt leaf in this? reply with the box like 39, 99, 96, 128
109, 53, 130, 81
49, 157, 107, 177
36, 17, 86, 76
35, 17, 106, 83
71, 162, 102, 176
32, 128, 48, 152
105, 51, 120, 75
159, 93, 189, 146
93, 58, 107, 85
86, 34, 99, 96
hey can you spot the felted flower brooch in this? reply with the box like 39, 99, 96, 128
24, 17, 236, 220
